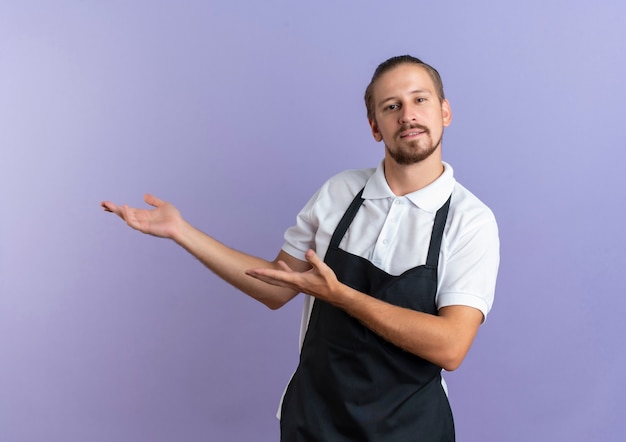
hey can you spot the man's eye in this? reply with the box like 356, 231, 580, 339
416, 97, 426, 103
387, 104, 399, 110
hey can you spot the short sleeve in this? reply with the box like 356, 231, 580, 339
437, 216, 500, 321
281, 189, 322, 261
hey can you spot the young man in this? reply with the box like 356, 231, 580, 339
102, 55, 499, 441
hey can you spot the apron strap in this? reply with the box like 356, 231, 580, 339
328, 187, 365, 249
425, 195, 452, 268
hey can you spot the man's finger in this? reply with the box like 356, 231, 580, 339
304, 249, 322, 267
144, 193, 165, 208
277, 260, 294, 272
245, 269, 296, 289
100, 201, 116, 212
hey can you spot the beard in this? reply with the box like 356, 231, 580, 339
385, 124, 443, 165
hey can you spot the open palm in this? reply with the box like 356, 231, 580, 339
101, 194, 182, 239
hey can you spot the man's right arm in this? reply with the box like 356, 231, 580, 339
175, 220, 310, 309
101, 193, 310, 309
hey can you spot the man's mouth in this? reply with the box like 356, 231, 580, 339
399, 126, 428, 139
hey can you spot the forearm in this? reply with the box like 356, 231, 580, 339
245, 249, 483, 368
173, 220, 301, 309
334, 286, 482, 371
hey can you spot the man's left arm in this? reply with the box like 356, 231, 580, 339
246, 249, 483, 371
333, 286, 483, 371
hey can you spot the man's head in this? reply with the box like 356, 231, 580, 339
364, 55, 445, 122
364, 56, 451, 166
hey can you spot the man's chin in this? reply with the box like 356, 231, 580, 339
386, 145, 436, 165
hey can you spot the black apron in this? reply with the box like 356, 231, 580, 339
281, 188, 454, 442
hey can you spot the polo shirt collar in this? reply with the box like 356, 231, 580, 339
362, 160, 456, 213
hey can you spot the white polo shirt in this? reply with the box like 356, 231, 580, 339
282, 161, 500, 349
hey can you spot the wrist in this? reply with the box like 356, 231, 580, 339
332, 283, 359, 310
171, 218, 192, 244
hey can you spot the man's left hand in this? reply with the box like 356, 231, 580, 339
245, 249, 343, 304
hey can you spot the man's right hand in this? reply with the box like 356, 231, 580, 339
100, 194, 183, 240
101, 193, 308, 309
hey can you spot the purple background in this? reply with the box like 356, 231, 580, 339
1, 1, 625, 441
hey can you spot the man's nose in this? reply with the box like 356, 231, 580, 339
399, 106, 417, 124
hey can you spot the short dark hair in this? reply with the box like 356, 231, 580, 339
364, 55, 445, 121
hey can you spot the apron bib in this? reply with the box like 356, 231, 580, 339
281, 188, 454, 441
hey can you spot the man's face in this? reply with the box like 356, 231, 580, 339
369, 63, 452, 165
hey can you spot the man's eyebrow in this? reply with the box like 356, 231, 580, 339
377, 90, 433, 107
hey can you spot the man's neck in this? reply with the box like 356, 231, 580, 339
383, 154, 444, 196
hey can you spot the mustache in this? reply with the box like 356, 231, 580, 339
396, 123, 429, 137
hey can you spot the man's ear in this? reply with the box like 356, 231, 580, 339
442, 99, 452, 127
369, 118, 383, 142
